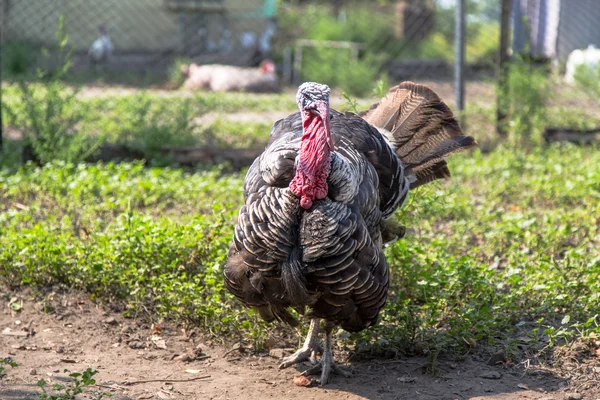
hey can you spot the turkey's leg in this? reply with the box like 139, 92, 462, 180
279, 318, 321, 369
302, 324, 351, 385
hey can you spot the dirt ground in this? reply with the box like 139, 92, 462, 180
1, 291, 598, 400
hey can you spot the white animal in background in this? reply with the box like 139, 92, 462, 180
180, 60, 279, 93
565, 44, 600, 84
88, 24, 113, 70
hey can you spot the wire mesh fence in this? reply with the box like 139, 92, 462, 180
1, 0, 600, 155
1, 0, 461, 83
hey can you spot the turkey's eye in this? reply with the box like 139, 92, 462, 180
302, 95, 311, 108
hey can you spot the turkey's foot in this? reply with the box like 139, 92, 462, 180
301, 358, 351, 384
302, 328, 351, 385
279, 318, 321, 369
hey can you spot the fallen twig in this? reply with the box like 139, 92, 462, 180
2, 327, 29, 337
120, 375, 211, 386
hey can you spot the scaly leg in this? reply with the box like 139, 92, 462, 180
302, 324, 351, 385
279, 318, 321, 369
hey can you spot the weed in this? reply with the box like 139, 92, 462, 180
0, 357, 18, 378
342, 91, 359, 114
37, 368, 108, 400
372, 77, 390, 99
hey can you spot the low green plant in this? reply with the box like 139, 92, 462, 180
200, 119, 272, 149
0, 357, 18, 378
1, 144, 599, 360
37, 368, 108, 400
573, 63, 600, 100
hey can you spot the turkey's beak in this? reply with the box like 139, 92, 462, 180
316, 102, 333, 151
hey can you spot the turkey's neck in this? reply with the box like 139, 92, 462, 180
289, 112, 332, 209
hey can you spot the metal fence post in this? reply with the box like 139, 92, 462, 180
497, 0, 512, 136
0, 0, 4, 152
454, 0, 466, 128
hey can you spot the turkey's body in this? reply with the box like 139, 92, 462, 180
224, 82, 475, 385
226, 110, 406, 332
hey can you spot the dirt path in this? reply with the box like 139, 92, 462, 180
0, 292, 594, 400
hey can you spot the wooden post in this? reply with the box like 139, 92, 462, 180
496, 0, 512, 136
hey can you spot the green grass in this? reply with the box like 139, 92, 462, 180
2, 81, 296, 163
2, 82, 297, 116
1, 144, 599, 360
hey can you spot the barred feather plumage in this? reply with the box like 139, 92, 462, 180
224, 81, 476, 334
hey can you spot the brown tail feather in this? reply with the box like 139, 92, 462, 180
361, 82, 476, 187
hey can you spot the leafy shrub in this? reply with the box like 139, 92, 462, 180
277, 3, 499, 96
3, 17, 101, 164
2, 42, 36, 76
301, 47, 382, 97
498, 56, 550, 145
279, 5, 393, 96
120, 92, 198, 164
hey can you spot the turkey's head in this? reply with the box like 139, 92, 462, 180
289, 82, 333, 210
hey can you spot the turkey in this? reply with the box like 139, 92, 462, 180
224, 81, 476, 385
88, 24, 113, 71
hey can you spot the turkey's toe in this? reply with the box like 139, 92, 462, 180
279, 347, 316, 369
301, 359, 351, 385
279, 318, 321, 369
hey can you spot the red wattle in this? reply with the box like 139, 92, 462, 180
289, 114, 331, 209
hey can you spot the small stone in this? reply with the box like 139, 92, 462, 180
397, 376, 416, 383
479, 371, 501, 379
567, 394, 583, 400
487, 351, 506, 366
293, 375, 313, 387
120, 325, 133, 334
128, 341, 145, 349
29, 368, 37, 375
104, 317, 118, 325
269, 348, 286, 359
